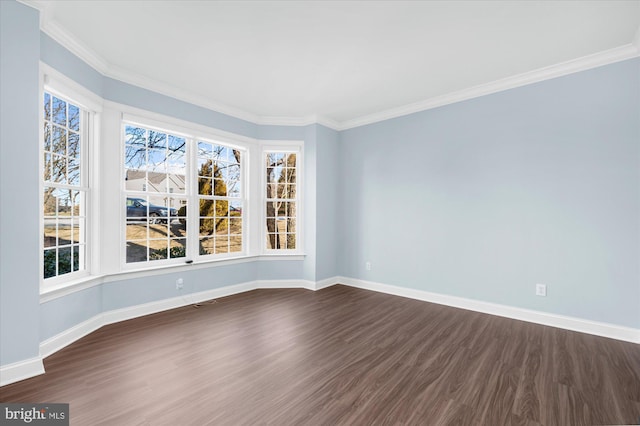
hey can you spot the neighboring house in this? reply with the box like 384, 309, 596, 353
125, 170, 186, 208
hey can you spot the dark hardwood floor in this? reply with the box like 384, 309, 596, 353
1, 285, 639, 425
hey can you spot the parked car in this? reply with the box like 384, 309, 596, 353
127, 198, 177, 224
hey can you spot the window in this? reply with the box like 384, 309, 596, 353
124, 125, 188, 263
265, 151, 298, 251
196, 141, 244, 256
42, 92, 88, 279
123, 122, 247, 265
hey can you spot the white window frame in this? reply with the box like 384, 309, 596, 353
120, 112, 254, 270
40, 64, 102, 291
192, 137, 248, 261
261, 142, 303, 255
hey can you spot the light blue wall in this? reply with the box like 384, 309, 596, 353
33, 34, 327, 346
40, 286, 102, 342
339, 58, 640, 328
0, 2, 341, 367
101, 262, 258, 312
303, 125, 318, 281
1, 0, 638, 372
40, 33, 103, 97
0, 1, 42, 365
315, 125, 340, 281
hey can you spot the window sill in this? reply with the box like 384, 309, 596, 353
40, 254, 306, 303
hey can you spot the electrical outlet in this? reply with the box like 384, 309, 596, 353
366, 261, 371, 271
176, 278, 184, 290
536, 283, 546, 297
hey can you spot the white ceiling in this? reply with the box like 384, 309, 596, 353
29, 1, 640, 128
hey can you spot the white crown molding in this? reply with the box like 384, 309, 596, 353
17, 0, 640, 132
105, 63, 262, 125
254, 114, 342, 130
43, 19, 111, 74
338, 44, 640, 130
337, 276, 640, 344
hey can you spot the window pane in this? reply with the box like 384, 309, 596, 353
43, 188, 57, 217
149, 222, 169, 238
72, 246, 81, 271
229, 218, 242, 235
169, 239, 186, 258
72, 220, 81, 244
68, 104, 80, 131
230, 201, 242, 217
55, 189, 72, 216
44, 219, 56, 248
265, 151, 297, 251
149, 241, 169, 260
68, 132, 80, 159
44, 249, 56, 278
216, 200, 229, 217
148, 130, 167, 149
213, 178, 226, 196
51, 154, 67, 184
230, 235, 242, 253
126, 241, 148, 263
200, 199, 215, 217
58, 220, 73, 246
148, 149, 167, 174
199, 237, 214, 255
287, 234, 296, 250
44, 123, 51, 152
127, 222, 148, 240
216, 235, 229, 254
43, 93, 87, 280
52, 97, 66, 126
230, 149, 241, 165
52, 126, 66, 156
44, 93, 51, 120
124, 125, 189, 264
200, 219, 214, 237
198, 177, 212, 196
68, 157, 80, 185
58, 247, 72, 275
125, 126, 146, 148
215, 217, 228, 234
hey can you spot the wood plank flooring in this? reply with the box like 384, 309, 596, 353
1, 285, 639, 425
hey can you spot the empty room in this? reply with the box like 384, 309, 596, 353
1, 0, 639, 424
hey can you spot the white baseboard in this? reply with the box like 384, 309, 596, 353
10, 278, 339, 387
101, 281, 257, 327
337, 276, 640, 344
0, 356, 45, 387
315, 276, 341, 291
19, 275, 636, 387
256, 279, 316, 291
40, 315, 103, 359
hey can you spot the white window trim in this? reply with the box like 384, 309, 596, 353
119, 112, 259, 270
39, 63, 102, 292
191, 137, 248, 262
261, 141, 304, 255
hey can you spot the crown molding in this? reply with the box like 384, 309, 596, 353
104, 63, 262, 125
338, 43, 640, 130
19, 0, 640, 132
254, 114, 341, 130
